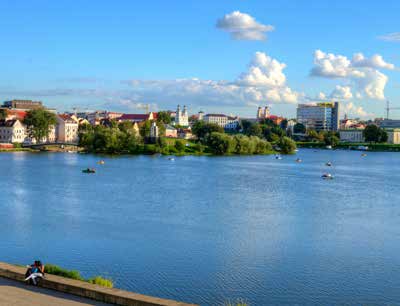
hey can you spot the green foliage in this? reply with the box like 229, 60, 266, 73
175, 140, 185, 152
363, 124, 387, 143
306, 129, 323, 142
157, 111, 172, 124
278, 136, 297, 154
192, 121, 224, 140
87, 276, 113, 288
0, 109, 7, 120
23, 109, 57, 143
79, 124, 143, 154
45, 264, 113, 288
206, 132, 235, 155
293, 122, 306, 134
246, 123, 263, 137
44, 264, 84, 281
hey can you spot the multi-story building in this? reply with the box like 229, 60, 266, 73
175, 105, 189, 127
203, 114, 240, 131
377, 119, 400, 129
0, 119, 29, 144
56, 114, 79, 143
2, 100, 43, 110
387, 129, 400, 144
339, 130, 364, 142
297, 102, 340, 131
165, 124, 177, 138
118, 112, 157, 123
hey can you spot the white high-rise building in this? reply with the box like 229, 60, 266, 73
175, 105, 189, 127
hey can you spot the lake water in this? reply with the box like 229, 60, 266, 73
1, 149, 400, 305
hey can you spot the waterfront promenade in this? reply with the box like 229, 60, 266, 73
0, 277, 110, 306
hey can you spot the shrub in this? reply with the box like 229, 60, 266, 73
44, 264, 113, 288
175, 140, 185, 152
278, 136, 297, 154
44, 264, 84, 281
87, 276, 113, 288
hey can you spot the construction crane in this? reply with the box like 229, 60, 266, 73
385, 100, 400, 119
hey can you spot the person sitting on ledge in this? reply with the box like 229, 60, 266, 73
25, 260, 45, 285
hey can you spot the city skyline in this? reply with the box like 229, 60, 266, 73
0, 1, 400, 118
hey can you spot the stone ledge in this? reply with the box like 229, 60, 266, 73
0, 262, 197, 306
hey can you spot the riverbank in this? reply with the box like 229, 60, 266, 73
297, 141, 400, 152
0, 262, 197, 306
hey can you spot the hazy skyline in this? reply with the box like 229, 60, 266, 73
0, 0, 399, 118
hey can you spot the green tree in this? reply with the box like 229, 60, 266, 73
363, 124, 387, 143
0, 109, 7, 120
307, 129, 322, 142
192, 121, 223, 141
278, 136, 297, 154
293, 123, 306, 134
280, 119, 288, 130
206, 132, 235, 155
246, 123, 262, 137
23, 109, 57, 143
140, 120, 152, 138
380, 129, 388, 143
157, 111, 172, 124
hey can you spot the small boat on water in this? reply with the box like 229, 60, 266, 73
326, 145, 332, 150
275, 155, 282, 160
361, 153, 367, 157
82, 168, 96, 174
97, 160, 105, 165
296, 158, 302, 163
321, 173, 333, 179
168, 157, 175, 161
326, 162, 332, 167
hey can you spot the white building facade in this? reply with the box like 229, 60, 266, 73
0, 120, 29, 143
175, 105, 189, 127
203, 114, 240, 131
56, 115, 79, 143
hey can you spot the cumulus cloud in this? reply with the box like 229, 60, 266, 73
310, 50, 394, 100
352, 53, 395, 70
237, 52, 286, 87
378, 32, 400, 42
120, 52, 301, 107
330, 85, 353, 100
343, 102, 373, 118
216, 11, 274, 41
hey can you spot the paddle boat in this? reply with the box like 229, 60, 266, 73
97, 160, 105, 165
361, 153, 367, 157
325, 162, 332, 167
82, 168, 96, 174
275, 154, 282, 160
296, 158, 302, 163
321, 173, 333, 179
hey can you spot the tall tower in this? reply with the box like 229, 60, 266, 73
257, 107, 263, 119
264, 106, 270, 118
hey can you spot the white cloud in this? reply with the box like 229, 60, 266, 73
343, 102, 373, 118
356, 69, 388, 100
121, 52, 301, 107
237, 52, 286, 87
352, 53, 394, 70
330, 85, 353, 100
216, 11, 274, 41
378, 32, 400, 42
316, 92, 327, 100
310, 50, 394, 100
310, 50, 353, 78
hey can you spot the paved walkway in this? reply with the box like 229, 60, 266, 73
0, 277, 112, 306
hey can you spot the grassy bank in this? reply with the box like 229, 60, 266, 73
44, 264, 113, 288
0, 148, 38, 153
297, 141, 400, 151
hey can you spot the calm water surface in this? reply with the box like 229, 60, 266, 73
1, 149, 400, 305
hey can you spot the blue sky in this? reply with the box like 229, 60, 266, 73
0, 0, 399, 118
